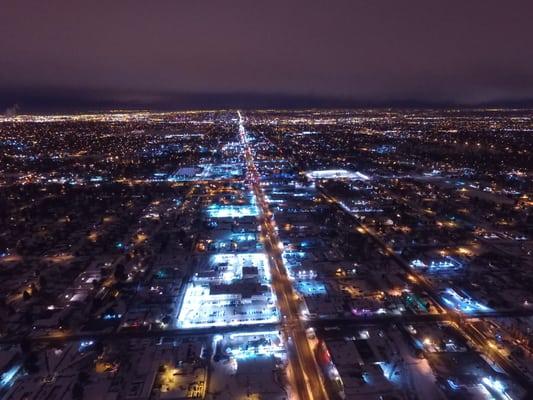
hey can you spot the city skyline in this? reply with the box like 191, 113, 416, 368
1, 2, 532, 400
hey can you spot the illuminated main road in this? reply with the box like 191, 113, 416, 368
237, 111, 329, 400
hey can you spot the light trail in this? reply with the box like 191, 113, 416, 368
237, 111, 329, 400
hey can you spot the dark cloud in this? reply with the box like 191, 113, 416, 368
1, 0, 533, 111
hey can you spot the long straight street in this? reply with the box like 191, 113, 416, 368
237, 111, 329, 400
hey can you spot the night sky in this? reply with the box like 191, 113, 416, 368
2, 0, 533, 112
